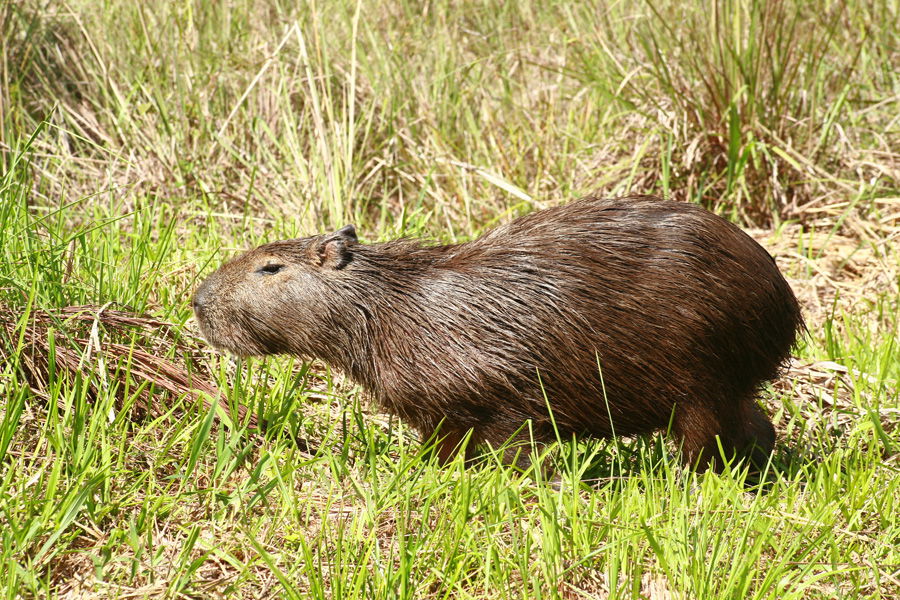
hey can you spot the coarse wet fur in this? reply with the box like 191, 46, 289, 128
193, 195, 804, 471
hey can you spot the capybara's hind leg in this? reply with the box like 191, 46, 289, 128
674, 400, 775, 472
422, 424, 473, 465
738, 400, 776, 469
673, 403, 730, 471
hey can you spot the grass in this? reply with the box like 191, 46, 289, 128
1, 0, 899, 598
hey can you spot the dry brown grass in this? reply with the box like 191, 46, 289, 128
0, 303, 256, 427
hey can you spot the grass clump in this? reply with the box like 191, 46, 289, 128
569, 0, 895, 222
0, 0, 898, 598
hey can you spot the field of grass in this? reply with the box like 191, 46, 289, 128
1, 0, 898, 598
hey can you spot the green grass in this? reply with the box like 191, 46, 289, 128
1, 0, 899, 598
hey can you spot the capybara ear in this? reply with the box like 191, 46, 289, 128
317, 225, 357, 269
333, 224, 358, 243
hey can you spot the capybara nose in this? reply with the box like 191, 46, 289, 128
192, 280, 211, 316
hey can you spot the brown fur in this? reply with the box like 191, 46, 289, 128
193, 195, 804, 470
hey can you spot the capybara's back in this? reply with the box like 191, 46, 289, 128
193, 195, 804, 469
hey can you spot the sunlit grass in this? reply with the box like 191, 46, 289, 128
1, 0, 898, 598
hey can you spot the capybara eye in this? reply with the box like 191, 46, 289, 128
256, 263, 285, 275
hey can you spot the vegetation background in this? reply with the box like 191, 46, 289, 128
1, 0, 898, 598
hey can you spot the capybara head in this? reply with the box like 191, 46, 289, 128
192, 224, 360, 358
194, 195, 804, 470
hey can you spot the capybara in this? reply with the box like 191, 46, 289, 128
193, 195, 803, 470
